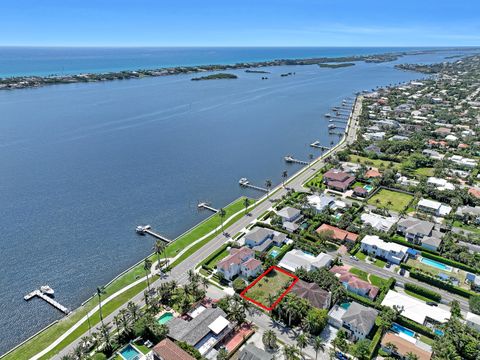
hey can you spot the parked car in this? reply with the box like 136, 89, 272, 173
335, 352, 348, 360
386, 262, 391, 268
399, 268, 406, 276
427, 301, 438, 307
350, 255, 358, 261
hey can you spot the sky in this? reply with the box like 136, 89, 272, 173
1, 0, 479, 47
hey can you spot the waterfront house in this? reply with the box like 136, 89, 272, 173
323, 169, 355, 192
217, 247, 262, 280
153, 338, 195, 360
417, 198, 452, 217
244, 227, 287, 254
360, 235, 409, 264
167, 307, 233, 357
278, 249, 333, 272
380, 332, 432, 360
291, 279, 331, 309
276, 206, 302, 232
316, 224, 358, 245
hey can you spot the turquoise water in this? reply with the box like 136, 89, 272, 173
120, 344, 142, 360
363, 185, 374, 192
158, 312, 174, 325
0, 48, 468, 354
391, 323, 415, 337
434, 329, 444, 336
340, 302, 351, 309
269, 250, 280, 258
420, 257, 452, 271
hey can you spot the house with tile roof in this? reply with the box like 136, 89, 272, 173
153, 338, 195, 360
316, 224, 358, 245
323, 169, 355, 192
330, 266, 379, 300
380, 332, 432, 360
217, 247, 262, 280
291, 279, 331, 309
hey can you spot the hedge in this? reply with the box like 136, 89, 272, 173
369, 326, 383, 358
420, 251, 478, 274
349, 242, 361, 255
200, 243, 230, 270
348, 291, 378, 309
404, 283, 441, 302
408, 269, 475, 298
376, 277, 396, 305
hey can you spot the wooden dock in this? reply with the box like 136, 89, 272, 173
198, 202, 219, 213
284, 155, 309, 165
239, 178, 268, 192
136, 225, 171, 242
310, 141, 330, 151
24, 290, 70, 314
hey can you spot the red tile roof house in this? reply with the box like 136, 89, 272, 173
153, 338, 195, 360
364, 169, 382, 179
217, 247, 262, 281
323, 169, 355, 192
353, 186, 368, 197
330, 265, 379, 300
468, 187, 480, 199
316, 224, 358, 245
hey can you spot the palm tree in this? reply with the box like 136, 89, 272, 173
113, 315, 121, 337
282, 170, 288, 187
384, 342, 398, 354
127, 301, 140, 322
96, 286, 106, 326
187, 269, 196, 283
267, 294, 277, 307
201, 276, 210, 291
405, 352, 419, 360
144, 258, 152, 291
153, 240, 166, 272
217, 348, 229, 360
262, 329, 278, 350
243, 197, 251, 215
218, 208, 226, 234
99, 323, 113, 353
265, 179, 272, 195
296, 333, 308, 352
283, 344, 300, 360
312, 336, 326, 360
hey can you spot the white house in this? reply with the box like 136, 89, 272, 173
307, 194, 335, 213
278, 249, 333, 272
244, 227, 288, 253
465, 312, 480, 332
449, 155, 477, 168
417, 198, 452, 217
277, 206, 301, 223
360, 212, 398, 232
427, 177, 455, 191
360, 235, 409, 264
216, 247, 262, 280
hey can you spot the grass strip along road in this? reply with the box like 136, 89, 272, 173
1, 196, 252, 360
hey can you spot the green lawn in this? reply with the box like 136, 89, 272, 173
369, 274, 387, 287
349, 268, 369, 281
372, 258, 387, 269
415, 167, 435, 177
349, 268, 386, 287
243, 269, 294, 308
3, 197, 253, 360
367, 189, 414, 212
349, 155, 400, 170
208, 249, 230, 268
405, 289, 432, 303
305, 173, 325, 189
419, 335, 435, 346
452, 220, 480, 235
355, 251, 368, 261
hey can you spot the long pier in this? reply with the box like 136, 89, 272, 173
284, 155, 309, 165
310, 141, 330, 151
198, 202, 219, 213
239, 178, 268, 192
136, 225, 171, 243
24, 290, 70, 314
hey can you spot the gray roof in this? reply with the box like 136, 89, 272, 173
246, 228, 287, 253
239, 344, 273, 360
456, 206, 480, 217
398, 218, 434, 236
167, 307, 228, 346
246, 227, 273, 244
342, 302, 378, 335
421, 236, 442, 248
277, 206, 301, 219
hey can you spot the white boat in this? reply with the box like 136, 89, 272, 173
328, 124, 336, 129
136, 225, 151, 234
40, 285, 54, 296
239, 178, 249, 185
324, 113, 331, 118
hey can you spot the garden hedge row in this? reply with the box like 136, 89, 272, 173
200, 243, 230, 270
404, 283, 442, 302
396, 315, 435, 338
369, 326, 383, 358
376, 277, 396, 305
408, 269, 475, 298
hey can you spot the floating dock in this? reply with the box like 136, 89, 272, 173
198, 202, 219, 213
284, 155, 309, 165
239, 178, 268, 192
24, 290, 70, 314
310, 141, 330, 150
136, 225, 171, 243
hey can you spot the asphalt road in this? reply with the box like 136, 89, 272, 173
53, 97, 362, 358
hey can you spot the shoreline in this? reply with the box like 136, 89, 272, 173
0, 47, 473, 90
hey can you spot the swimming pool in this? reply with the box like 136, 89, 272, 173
158, 312, 174, 325
391, 323, 415, 337
119, 344, 142, 360
363, 185, 374, 192
434, 328, 444, 336
420, 257, 452, 272
269, 249, 279, 258
339, 302, 351, 310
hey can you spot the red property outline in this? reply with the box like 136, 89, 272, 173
240, 265, 299, 311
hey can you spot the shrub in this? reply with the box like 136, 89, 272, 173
404, 283, 442, 302
395, 316, 435, 338
408, 269, 474, 298
232, 278, 247, 293
469, 294, 480, 315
